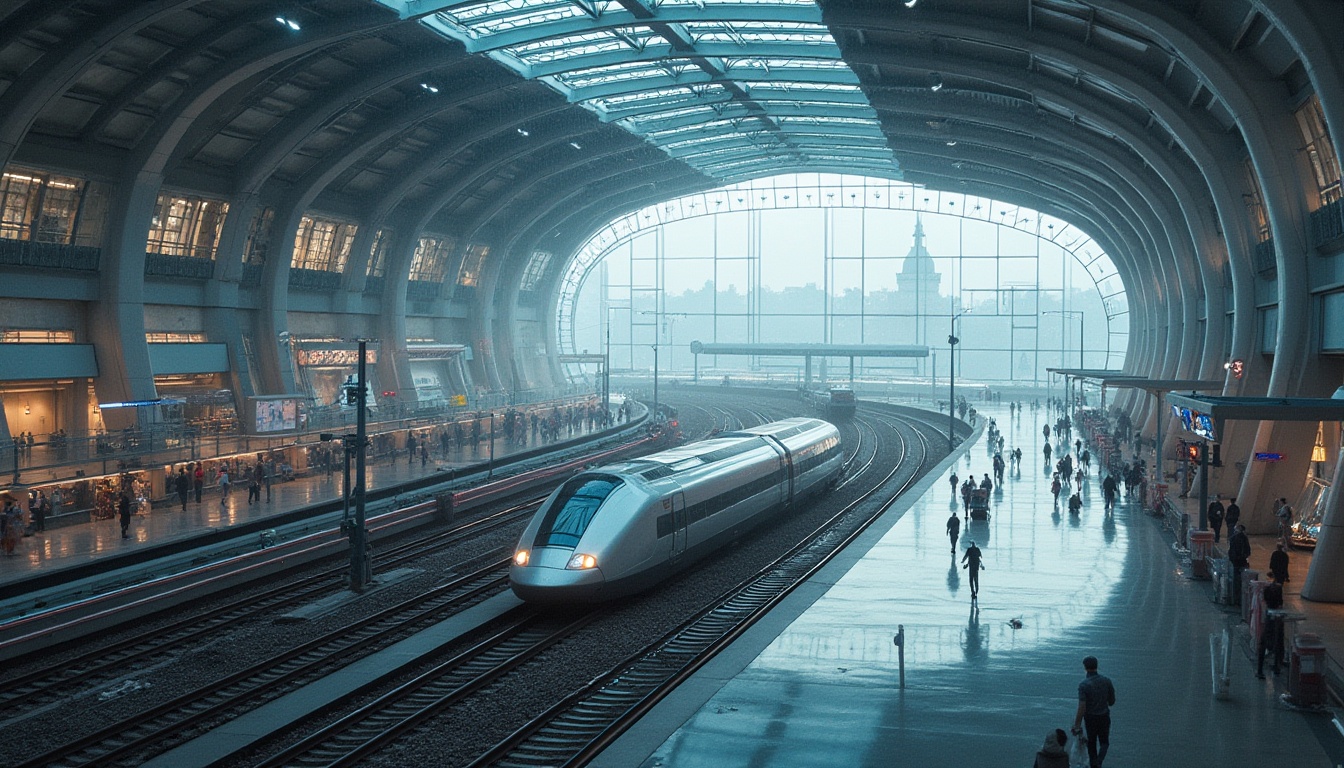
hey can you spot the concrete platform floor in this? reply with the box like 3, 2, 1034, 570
595, 404, 1343, 768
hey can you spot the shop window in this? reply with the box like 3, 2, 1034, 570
291, 214, 357, 272
2, 329, 75, 343
145, 193, 229, 259
1295, 95, 1342, 206
145, 332, 207, 343
0, 167, 87, 244
410, 235, 455, 283
367, 228, 393, 277
458, 243, 489, 287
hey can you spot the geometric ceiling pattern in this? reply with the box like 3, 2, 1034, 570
409, 0, 901, 180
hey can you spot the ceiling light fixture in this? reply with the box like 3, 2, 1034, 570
929, 73, 944, 92
275, 16, 301, 30
946, 140, 957, 146
420, 83, 439, 93
569, 141, 582, 149
517, 128, 530, 137
904, 0, 918, 6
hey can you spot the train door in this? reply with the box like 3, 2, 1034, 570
669, 492, 687, 562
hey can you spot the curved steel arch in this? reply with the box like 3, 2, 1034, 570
555, 174, 1129, 380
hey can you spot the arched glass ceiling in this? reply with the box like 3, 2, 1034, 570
398, 0, 900, 180
557, 173, 1129, 366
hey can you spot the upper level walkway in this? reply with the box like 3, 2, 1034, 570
593, 403, 1344, 768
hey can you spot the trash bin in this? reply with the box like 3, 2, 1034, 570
1241, 570, 1261, 621
1189, 529, 1214, 578
1289, 633, 1327, 707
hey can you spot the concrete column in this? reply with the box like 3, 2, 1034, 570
1302, 415, 1344, 601
89, 171, 162, 429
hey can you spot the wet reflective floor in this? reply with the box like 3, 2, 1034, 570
594, 405, 1341, 768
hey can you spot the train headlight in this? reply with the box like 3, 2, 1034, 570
566, 553, 598, 570
513, 549, 530, 566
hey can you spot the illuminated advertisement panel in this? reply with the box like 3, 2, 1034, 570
255, 398, 298, 433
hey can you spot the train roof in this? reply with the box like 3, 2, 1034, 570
731, 417, 832, 439
595, 418, 829, 482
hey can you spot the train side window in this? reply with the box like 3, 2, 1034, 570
535, 474, 623, 548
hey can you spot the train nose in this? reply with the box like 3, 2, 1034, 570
509, 547, 607, 602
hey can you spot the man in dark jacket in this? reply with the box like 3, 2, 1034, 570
175, 467, 190, 511
1072, 655, 1116, 768
119, 492, 132, 539
1224, 497, 1241, 533
1207, 496, 1225, 542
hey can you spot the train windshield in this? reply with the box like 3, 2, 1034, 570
535, 474, 624, 548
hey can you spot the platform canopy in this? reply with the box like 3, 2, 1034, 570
1044, 368, 1128, 379
1097, 377, 1224, 394
1166, 394, 1344, 439
690, 342, 928, 357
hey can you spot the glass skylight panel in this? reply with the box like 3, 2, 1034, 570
416, 0, 901, 179
505, 28, 667, 66
555, 59, 694, 88
441, 1, 612, 37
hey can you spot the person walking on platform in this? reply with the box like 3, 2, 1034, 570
1275, 499, 1293, 547
118, 491, 132, 539
1269, 543, 1290, 583
961, 540, 984, 600
1228, 525, 1251, 600
218, 467, 231, 500
175, 467, 190, 511
1101, 473, 1117, 511
2, 500, 21, 555
193, 463, 204, 504
32, 490, 48, 533
949, 471, 959, 499
1068, 491, 1083, 517
946, 512, 961, 554
1072, 655, 1116, 768
1207, 496, 1225, 543
1224, 497, 1241, 534
1258, 575, 1286, 678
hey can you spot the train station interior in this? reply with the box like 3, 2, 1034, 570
1, 1, 1343, 766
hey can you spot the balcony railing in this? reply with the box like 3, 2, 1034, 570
288, 267, 343, 292
363, 275, 385, 295
145, 252, 216, 279
407, 280, 442, 302
1253, 238, 1276, 277
1310, 198, 1344, 248
0, 239, 100, 271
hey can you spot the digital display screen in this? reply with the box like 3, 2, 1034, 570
255, 399, 298, 433
1178, 407, 1194, 433
1192, 413, 1217, 442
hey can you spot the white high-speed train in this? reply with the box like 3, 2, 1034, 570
509, 417, 843, 603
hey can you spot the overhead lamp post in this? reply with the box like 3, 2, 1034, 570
1043, 310, 1084, 412
948, 308, 972, 451
602, 304, 631, 423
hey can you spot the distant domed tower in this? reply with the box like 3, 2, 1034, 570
895, 216, 944, 370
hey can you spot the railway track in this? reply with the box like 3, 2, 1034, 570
0, 497, 546, 722
467, 409, 936, 768
16, 556, 517, 768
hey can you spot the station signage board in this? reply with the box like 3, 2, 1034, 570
1254, 452, 1284, 462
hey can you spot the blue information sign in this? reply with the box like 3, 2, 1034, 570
1254, 452, 1284, 462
